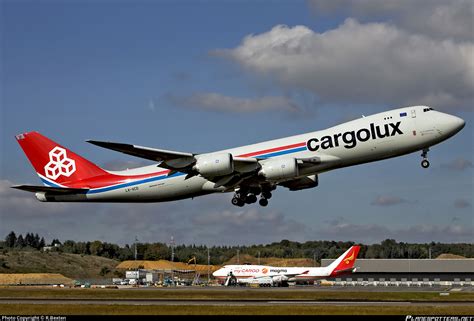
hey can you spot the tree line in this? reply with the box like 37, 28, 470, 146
1, 231, 473, 264
4, 231, 46, 250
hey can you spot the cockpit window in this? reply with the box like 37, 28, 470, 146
423, 108, 434, 112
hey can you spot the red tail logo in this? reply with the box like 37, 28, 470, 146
44, 147, 77, 180
343, 251, 355, 265
16, 131, 108, 186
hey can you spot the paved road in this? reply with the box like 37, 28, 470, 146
0, 298, 472, 306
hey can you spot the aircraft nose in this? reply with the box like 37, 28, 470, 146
439, 113, 465, 137
448, 115, 465, 133
435, 112, 465, 138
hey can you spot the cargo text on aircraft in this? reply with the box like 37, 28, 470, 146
306, 121, 403, 151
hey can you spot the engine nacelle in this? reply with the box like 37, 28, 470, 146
35, 192, 48, 202
193, 153, 234, 177
272, 275, 289, 283
35, 192, 57, 202
258, 158, 298, 181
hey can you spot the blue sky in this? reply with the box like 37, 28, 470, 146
1, 0, 472, 246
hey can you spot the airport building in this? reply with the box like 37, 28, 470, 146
116, 260, 219, 286
321, 258, 474, 286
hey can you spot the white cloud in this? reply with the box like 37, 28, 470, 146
454, 199, 471, 209
318, 220, 474, 243
0, 179, 71, 217
371, 195, 409, 206
214, 19, 474, 109
166, 92, 300, 113
441, 158, 473, 171
0, 180, 311, 246
309, 0, 474, 42
1, 179, 471, 246
191, 208, 311, 245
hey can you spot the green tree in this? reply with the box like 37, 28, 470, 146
5, 231, 16, 248
15, 235, 25, 248
89, 241, 104, 256
39, 237, 46, 249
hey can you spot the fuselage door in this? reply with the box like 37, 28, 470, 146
411, 109, 416, 118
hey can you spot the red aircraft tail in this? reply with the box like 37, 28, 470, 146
15, 131, 107, 186
327, 245, 361, 277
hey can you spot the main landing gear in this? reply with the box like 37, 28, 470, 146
231, 189, 273, 207
421, 148, 430, 169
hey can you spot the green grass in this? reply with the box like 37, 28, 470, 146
0, 304, 472, 315
0, 287, 473, 302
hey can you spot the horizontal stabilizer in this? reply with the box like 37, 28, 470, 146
11, 185, 89, 194
332, 267, 356, 275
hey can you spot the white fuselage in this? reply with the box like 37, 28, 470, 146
212, 265, 332, 283
46, 105, 465, 202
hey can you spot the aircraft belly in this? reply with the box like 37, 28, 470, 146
82, 175, 211, 202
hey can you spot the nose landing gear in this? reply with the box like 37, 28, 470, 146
421, 148, 430, 168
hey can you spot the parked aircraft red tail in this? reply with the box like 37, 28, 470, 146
327, 245, 361, 277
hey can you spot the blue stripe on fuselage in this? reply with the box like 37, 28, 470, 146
87, 172, 185, 194
85, 145, 308, 195
257, 146, 307, 159
40, 177, 62, 187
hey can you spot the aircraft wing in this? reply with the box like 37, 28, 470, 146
87, 140, 194, 162
87, 140, 259, 175
87, 139, 336, 189
11, 185, 89, 194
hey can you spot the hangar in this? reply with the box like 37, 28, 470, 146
321, 258, 473, 286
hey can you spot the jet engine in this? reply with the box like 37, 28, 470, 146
193, 153, 234, 177
258, 157, 298, 181
272, 275, 289, 283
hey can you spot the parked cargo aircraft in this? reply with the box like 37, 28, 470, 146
213, 245, 360, 287
13, 105, 464, 206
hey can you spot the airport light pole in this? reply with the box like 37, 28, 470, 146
134, 236, 138, 261
258, 251, 260, 265
207, 246, 210, 284
170, 236, 175, 286
237, 249, 240, 264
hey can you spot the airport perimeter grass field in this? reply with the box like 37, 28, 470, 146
0, 287, 473, 315
2, 303, 473, 315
